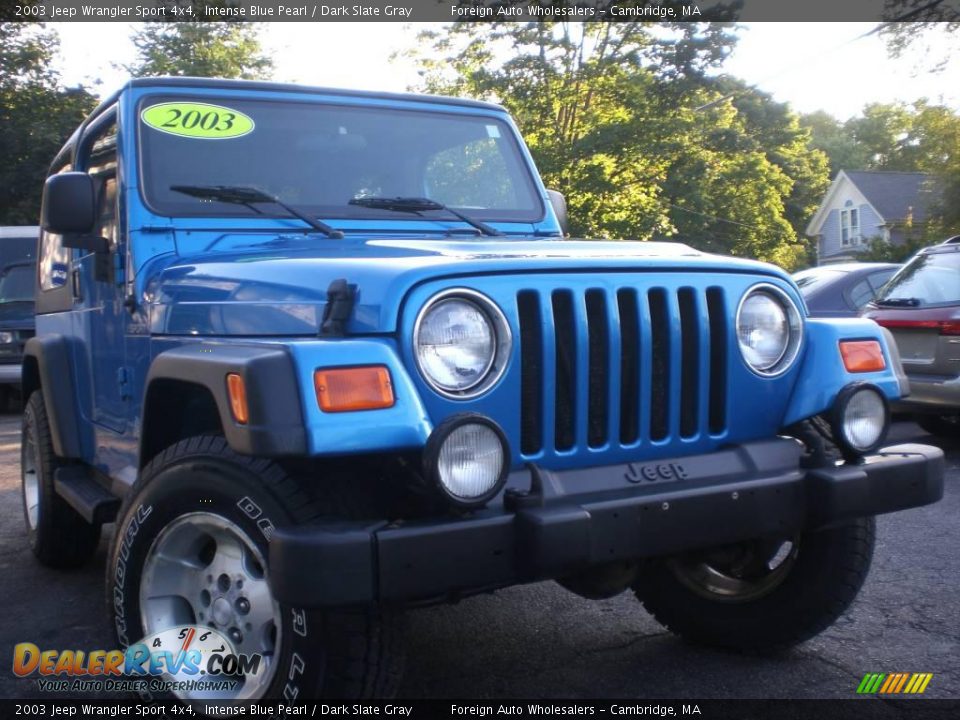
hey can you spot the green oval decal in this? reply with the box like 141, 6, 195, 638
141, 102, 254, 139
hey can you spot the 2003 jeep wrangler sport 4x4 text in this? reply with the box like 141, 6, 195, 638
21, 78, 944, 701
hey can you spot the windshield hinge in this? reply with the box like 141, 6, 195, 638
320, 278, 357, 337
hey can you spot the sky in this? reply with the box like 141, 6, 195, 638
50, 22, 960, 121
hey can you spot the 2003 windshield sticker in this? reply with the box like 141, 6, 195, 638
141, 102, 254, 139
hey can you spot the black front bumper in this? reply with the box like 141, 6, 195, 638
268, 438, 944, 608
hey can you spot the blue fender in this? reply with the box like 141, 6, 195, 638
285, 338, 433, 456
783, 318, 902, 427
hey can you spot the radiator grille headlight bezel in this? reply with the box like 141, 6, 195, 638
736, 283, 804, 377
413, 288, 512, 399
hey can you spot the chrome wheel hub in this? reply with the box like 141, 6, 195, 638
22, 430, 39, 531
669, 536, 800, 603
140, 512, 280, 700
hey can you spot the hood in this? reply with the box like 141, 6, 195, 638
146, 235, 792, 336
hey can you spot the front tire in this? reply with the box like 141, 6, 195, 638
634, 517, 875, 653
21, 390, 100, 568
108, 436, 404, 700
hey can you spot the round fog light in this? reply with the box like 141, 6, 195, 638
425, 417, 509, 508
832, 385, 889, 456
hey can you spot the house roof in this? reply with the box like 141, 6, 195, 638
843, 171, 938, 225
805, 170, 941, 236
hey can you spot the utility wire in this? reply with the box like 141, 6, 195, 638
663, 202, 800, 241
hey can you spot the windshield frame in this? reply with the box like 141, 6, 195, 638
135, 94, 547, 226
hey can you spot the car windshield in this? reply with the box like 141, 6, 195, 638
877, 252, 960, 307
793, 267, 843, 295
0, 264, 35, 303
138, 96, 543, 224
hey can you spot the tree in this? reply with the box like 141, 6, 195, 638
881, 3, 959, 74
801, 111, 871, 178
0, 24, 98, 225
125, 22, 272, 79
407, 21, 827, 270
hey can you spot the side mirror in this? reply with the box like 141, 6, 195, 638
546, 189, 569, 236
41, 172, 96, 235
40, 172, 109, 253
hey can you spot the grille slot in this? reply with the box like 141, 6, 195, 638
585, 289, 609, 448
552, 291, 577, 451
517, 283, 728, 456
648, 288, 670, 442
707, 287, 728, 435
678, 288, 699, 438
617, 289, 640, 445
518, 291, 543, 455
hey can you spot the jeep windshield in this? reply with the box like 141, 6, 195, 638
138, 97, 543, 225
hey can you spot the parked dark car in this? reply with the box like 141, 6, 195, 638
793, 262, 900, 317
862, 237, 960, 437
0, 227, 38, 408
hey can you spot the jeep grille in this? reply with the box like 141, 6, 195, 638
517, 286, 729, 455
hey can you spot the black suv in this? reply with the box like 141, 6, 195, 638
0, 227, 37, 409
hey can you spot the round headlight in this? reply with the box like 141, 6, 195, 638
425, 416, 509, 508
414, 290, 511, 398
832, 384, 889, 456
736, 285, 803, 376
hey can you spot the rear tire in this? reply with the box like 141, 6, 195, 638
634, 517, 875, 653
21, 391, 101, 568
916, 414, 959, 438
108, 436, 404, 700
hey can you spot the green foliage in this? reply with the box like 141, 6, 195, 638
125, 22, 272, 80
856, 235, 930, 263
800, 111, 870, 177
406, 22, 828, 270
0, 24, 98, 225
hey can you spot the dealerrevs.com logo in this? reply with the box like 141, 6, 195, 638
13, 625, 263, 695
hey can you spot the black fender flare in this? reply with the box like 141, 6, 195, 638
142, 344, 307, 465
22, 335, 87, 459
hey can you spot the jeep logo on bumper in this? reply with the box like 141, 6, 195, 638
625, 462, 689, 484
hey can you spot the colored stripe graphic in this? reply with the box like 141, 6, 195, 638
857, 673, 885, 694
859, 673, 933, 694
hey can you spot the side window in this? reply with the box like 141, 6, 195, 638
424, 137, 519, 209
868, 270, 896, 295
847, 279, 875, 310
87, 121, 119, 252
39, 163, 73, 292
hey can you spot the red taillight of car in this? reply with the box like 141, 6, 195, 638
874, 319, 960, 336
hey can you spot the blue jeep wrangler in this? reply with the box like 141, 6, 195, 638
22, 78, 943, 700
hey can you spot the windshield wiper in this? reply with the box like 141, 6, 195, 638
876, 297, 922, 307
348, 196, 503, 237
171, 185, 344, 239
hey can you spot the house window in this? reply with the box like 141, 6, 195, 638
841, 207, 860, 246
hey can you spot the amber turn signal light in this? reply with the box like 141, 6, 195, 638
314, 366, 395, 413
226, 373, 249, 424
839, 340, 886, 373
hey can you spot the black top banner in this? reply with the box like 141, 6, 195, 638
3, 0, 960, 23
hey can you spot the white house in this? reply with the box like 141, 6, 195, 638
806, 170, 939, 264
